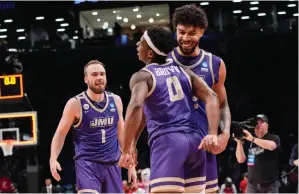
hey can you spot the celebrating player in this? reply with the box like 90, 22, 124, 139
119, 26, 220, 193
50, 60, 137, 193
169, 4, 232, 192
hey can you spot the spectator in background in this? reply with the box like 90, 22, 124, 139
220, 177, 237, 194
0, 168, 17, 193
289, 143, 298, 192
239, 173, 248, 193
139, 168, 150, 193
234, 114, 281, 193
4, 55, 23, 75
289, 143, 298, 167
40, 178, 59, 193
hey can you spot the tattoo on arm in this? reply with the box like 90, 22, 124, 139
219, 98, 231, 132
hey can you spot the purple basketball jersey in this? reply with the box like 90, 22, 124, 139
142, 59, 198, 146
168, 47, 222, 192
168, 47, 221, 135
73, 91, 121, 163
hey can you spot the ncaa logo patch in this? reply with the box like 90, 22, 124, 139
110, 103, 115, 108
202, 62, 208, 67
83, 104, 90, 110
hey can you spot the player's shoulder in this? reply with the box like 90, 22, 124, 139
134, 68, 152, 80
74, 92, 85, 99
203, 49, 222, 60
71, 92, 84, 105
106, 91, 122, 104
64, 97, 80, 113
105, 91, 115, 97
204, 50, 223, 67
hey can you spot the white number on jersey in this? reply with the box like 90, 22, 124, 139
166, 76, 184, 102
101, 129, 106, 143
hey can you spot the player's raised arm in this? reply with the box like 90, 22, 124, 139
121, 71, 150, 159
185, 68, 220, 136
50, 97, 79, 181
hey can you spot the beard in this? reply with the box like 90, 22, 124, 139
89, 84, 105, 94
178, 41, 199, 55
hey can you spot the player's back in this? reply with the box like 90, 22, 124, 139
142, 59, 198, 146
72, 91, 120, 163
168, 48, 222, 134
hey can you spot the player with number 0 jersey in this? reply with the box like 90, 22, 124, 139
119, 26, 220, 193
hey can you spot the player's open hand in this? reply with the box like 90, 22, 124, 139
198, 134, 218, 152
128, 167, 138, 189
119, 153, 134, 169
50, 159, 62, 181
211, 131, 230, 154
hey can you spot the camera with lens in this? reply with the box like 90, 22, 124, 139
231, 118, 256, 139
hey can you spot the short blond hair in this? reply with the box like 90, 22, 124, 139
84, 60, 105, 75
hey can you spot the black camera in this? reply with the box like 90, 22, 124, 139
231, 118, 256, 139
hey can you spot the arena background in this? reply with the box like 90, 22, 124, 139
0, 1, 297, 193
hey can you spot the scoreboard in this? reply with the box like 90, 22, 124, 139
0, 74, 24, 100
0, 74, 39, 149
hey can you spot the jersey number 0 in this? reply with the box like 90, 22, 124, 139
166, 76, 184, 102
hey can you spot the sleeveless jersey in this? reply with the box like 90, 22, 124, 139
142, 59, 198, 146
168, 47, 221, 135
72, 91, 120, 163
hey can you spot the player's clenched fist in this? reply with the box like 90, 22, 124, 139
50, 159, 62, 181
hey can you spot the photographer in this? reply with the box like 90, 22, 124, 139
234, 114, 280, 193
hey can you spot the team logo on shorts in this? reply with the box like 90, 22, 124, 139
83, 104, 90, 110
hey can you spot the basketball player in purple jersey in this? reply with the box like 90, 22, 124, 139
50, 60, 137, 193
169, 4, 232, 193
119, 26, 220, 193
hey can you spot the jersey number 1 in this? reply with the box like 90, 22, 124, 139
166, 76, 184, 102
101, 129, 106, 143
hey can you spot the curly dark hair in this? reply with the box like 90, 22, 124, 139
146, 26, 175, 63
146, 26, 175, 55
172, 4, 208, 30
